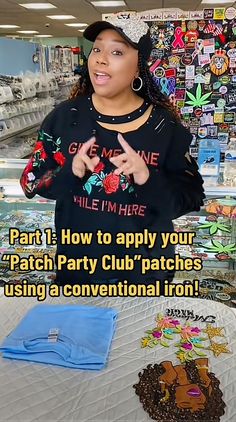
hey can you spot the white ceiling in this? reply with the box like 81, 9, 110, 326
0, 0, 236, 38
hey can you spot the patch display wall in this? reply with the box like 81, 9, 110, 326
115, 7, 236, 158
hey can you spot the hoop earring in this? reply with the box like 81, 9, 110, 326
131, 76, 143, 91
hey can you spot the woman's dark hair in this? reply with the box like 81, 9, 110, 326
69, 51, 179, 120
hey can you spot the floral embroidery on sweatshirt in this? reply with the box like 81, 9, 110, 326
21, 130, 66, 195
34, 130, 66, 167
83, 161, 134, 195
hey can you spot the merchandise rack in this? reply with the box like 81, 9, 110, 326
0, 123, 39, 144
0, 124, 39, 159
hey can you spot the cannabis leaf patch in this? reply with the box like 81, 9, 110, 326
186, 84, 212, 107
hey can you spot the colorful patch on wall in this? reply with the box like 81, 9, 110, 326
210, 49, 229, 75
147, 14, 236, 156
185, 84, 212, 107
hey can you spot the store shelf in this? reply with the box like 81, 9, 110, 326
0, 179, 54, 199
0, 107, 53, 121
0, 158, 28, 166
0, 122, 39, 143
204, 185, 236, 197
0, 179, 23, 196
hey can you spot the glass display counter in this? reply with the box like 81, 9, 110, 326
0, 159, 55, 285
0, 159, 235, 306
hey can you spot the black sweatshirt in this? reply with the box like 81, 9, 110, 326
20, 95, 205, 284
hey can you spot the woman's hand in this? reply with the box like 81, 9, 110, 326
110, 133, 149, 185
72, 137, 99, 178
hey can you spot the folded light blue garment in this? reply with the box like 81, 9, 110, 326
0, 304, 118, 370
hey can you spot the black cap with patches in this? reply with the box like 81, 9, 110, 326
84, 16, 152, 61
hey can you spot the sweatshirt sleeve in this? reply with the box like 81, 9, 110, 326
135, 120, 205, 220
20, 108, 80, 200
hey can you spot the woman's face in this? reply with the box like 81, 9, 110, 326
88, 29, 139, 98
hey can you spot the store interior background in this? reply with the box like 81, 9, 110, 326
0, 0, 236, 307
2, 1, 208, 51
3, 1, 236, 69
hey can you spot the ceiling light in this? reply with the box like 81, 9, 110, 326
19, 3, 56, 9
78, 29, 85, 33
0, 25, 20, 28
35, 34, 53, 37
201, 0, 233, 4
17, 30, 39, 34
65, 23, 88, 27
91, 1, 126, 6
47, 15, 76, 20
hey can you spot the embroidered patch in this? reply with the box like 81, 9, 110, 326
141, 314, 231, 362
165, 308, 216, 323
83, 161, 134, 195
133, 359, 226, 421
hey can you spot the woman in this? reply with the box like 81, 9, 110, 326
20, 15, 205, 286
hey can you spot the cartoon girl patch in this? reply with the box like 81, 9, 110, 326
134, 358, 225, 421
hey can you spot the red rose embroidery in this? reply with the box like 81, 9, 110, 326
33, 141, 47, 161
94, 161, 105, 173
54, 151, 66, 166
40, 149, 47, 160
34, 141, 43, 152
103, 173, 120, 194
